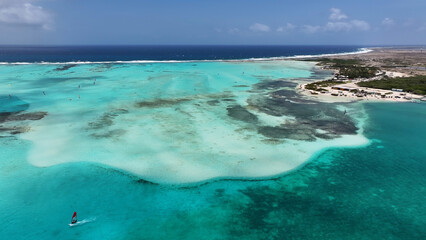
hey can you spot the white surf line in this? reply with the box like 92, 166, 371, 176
0, 48, 373, 65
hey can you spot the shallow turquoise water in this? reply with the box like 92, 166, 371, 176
1, 61, 366, 184
1, 61, 425, 239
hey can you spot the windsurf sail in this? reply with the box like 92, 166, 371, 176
71, 212, 77, 224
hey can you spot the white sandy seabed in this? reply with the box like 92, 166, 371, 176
22, 108, 369, 184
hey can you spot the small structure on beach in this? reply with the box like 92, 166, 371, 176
332, 86, 358, 92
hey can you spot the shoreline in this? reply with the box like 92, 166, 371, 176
297, 82, 423, 103
296, 47, 426, 103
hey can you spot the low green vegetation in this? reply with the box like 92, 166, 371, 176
314, 58, 378, 79
339, 66, 378, 79
305, 80, 344, 91
357, 75, 426, 95
315, 58, 361, 66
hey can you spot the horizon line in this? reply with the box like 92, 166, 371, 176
0, 44, 425, 47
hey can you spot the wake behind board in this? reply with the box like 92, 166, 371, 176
69, 218, 96, 227
69, 221, 84, 227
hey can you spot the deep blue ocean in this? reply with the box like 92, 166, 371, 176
0, 45, 364, 62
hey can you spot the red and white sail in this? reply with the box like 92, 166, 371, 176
71, 212, 77, 224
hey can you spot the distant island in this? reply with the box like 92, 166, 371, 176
298, 47, 426, 102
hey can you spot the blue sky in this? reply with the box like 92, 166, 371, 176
0, 0, 425, 45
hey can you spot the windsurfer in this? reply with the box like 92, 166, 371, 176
71, 212, 77, 224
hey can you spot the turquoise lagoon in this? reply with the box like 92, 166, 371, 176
0, 60, 425, 239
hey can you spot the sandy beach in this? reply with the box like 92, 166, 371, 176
298, 81, 424, 103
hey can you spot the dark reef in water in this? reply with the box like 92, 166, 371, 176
258, 126, 316, 141
88, 109, 129, 130
135, 97, 191, 108
0, 96, 47, 135
0, 111, 47, 135
88, 72, 358, 144
0, 112, 47, 122
227, 105, 258, 124
253, 80, 298, 90
243, 78, 358, 141
93, 164, 159, 185
206, 100, 220, 106
89, 64, 116, 72
129, 76, 358, 143
135, 178, 158, 185
54, 64, 77, 71
87, 109, 129, 139
90, 129, 126, 139
0, 126, 27, 135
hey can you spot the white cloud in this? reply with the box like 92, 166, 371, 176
329, 8, 347, 21
249, 23, 270, 32
351, 20, 370, 31
276, 23, 296, 32
303, 8, 369, 33
382, 18, 394, 26
324, 21, 352, 31
302, 25, 321, 34
304, 20, 369, 33
0, 0, 53, 30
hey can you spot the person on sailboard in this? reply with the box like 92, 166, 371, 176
71, 212, 77, 224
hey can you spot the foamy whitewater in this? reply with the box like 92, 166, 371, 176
1, 60, 368, 184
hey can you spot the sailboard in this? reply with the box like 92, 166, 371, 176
69, 212, 96, 227
69, 212, 78, 226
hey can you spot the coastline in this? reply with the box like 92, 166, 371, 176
5, 46, 423, 105
297, 79, 424, 103
296, 47, 426, 103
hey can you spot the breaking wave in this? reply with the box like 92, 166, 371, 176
0, 48, 372, 65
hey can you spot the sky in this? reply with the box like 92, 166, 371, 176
0, 0, 425, 45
